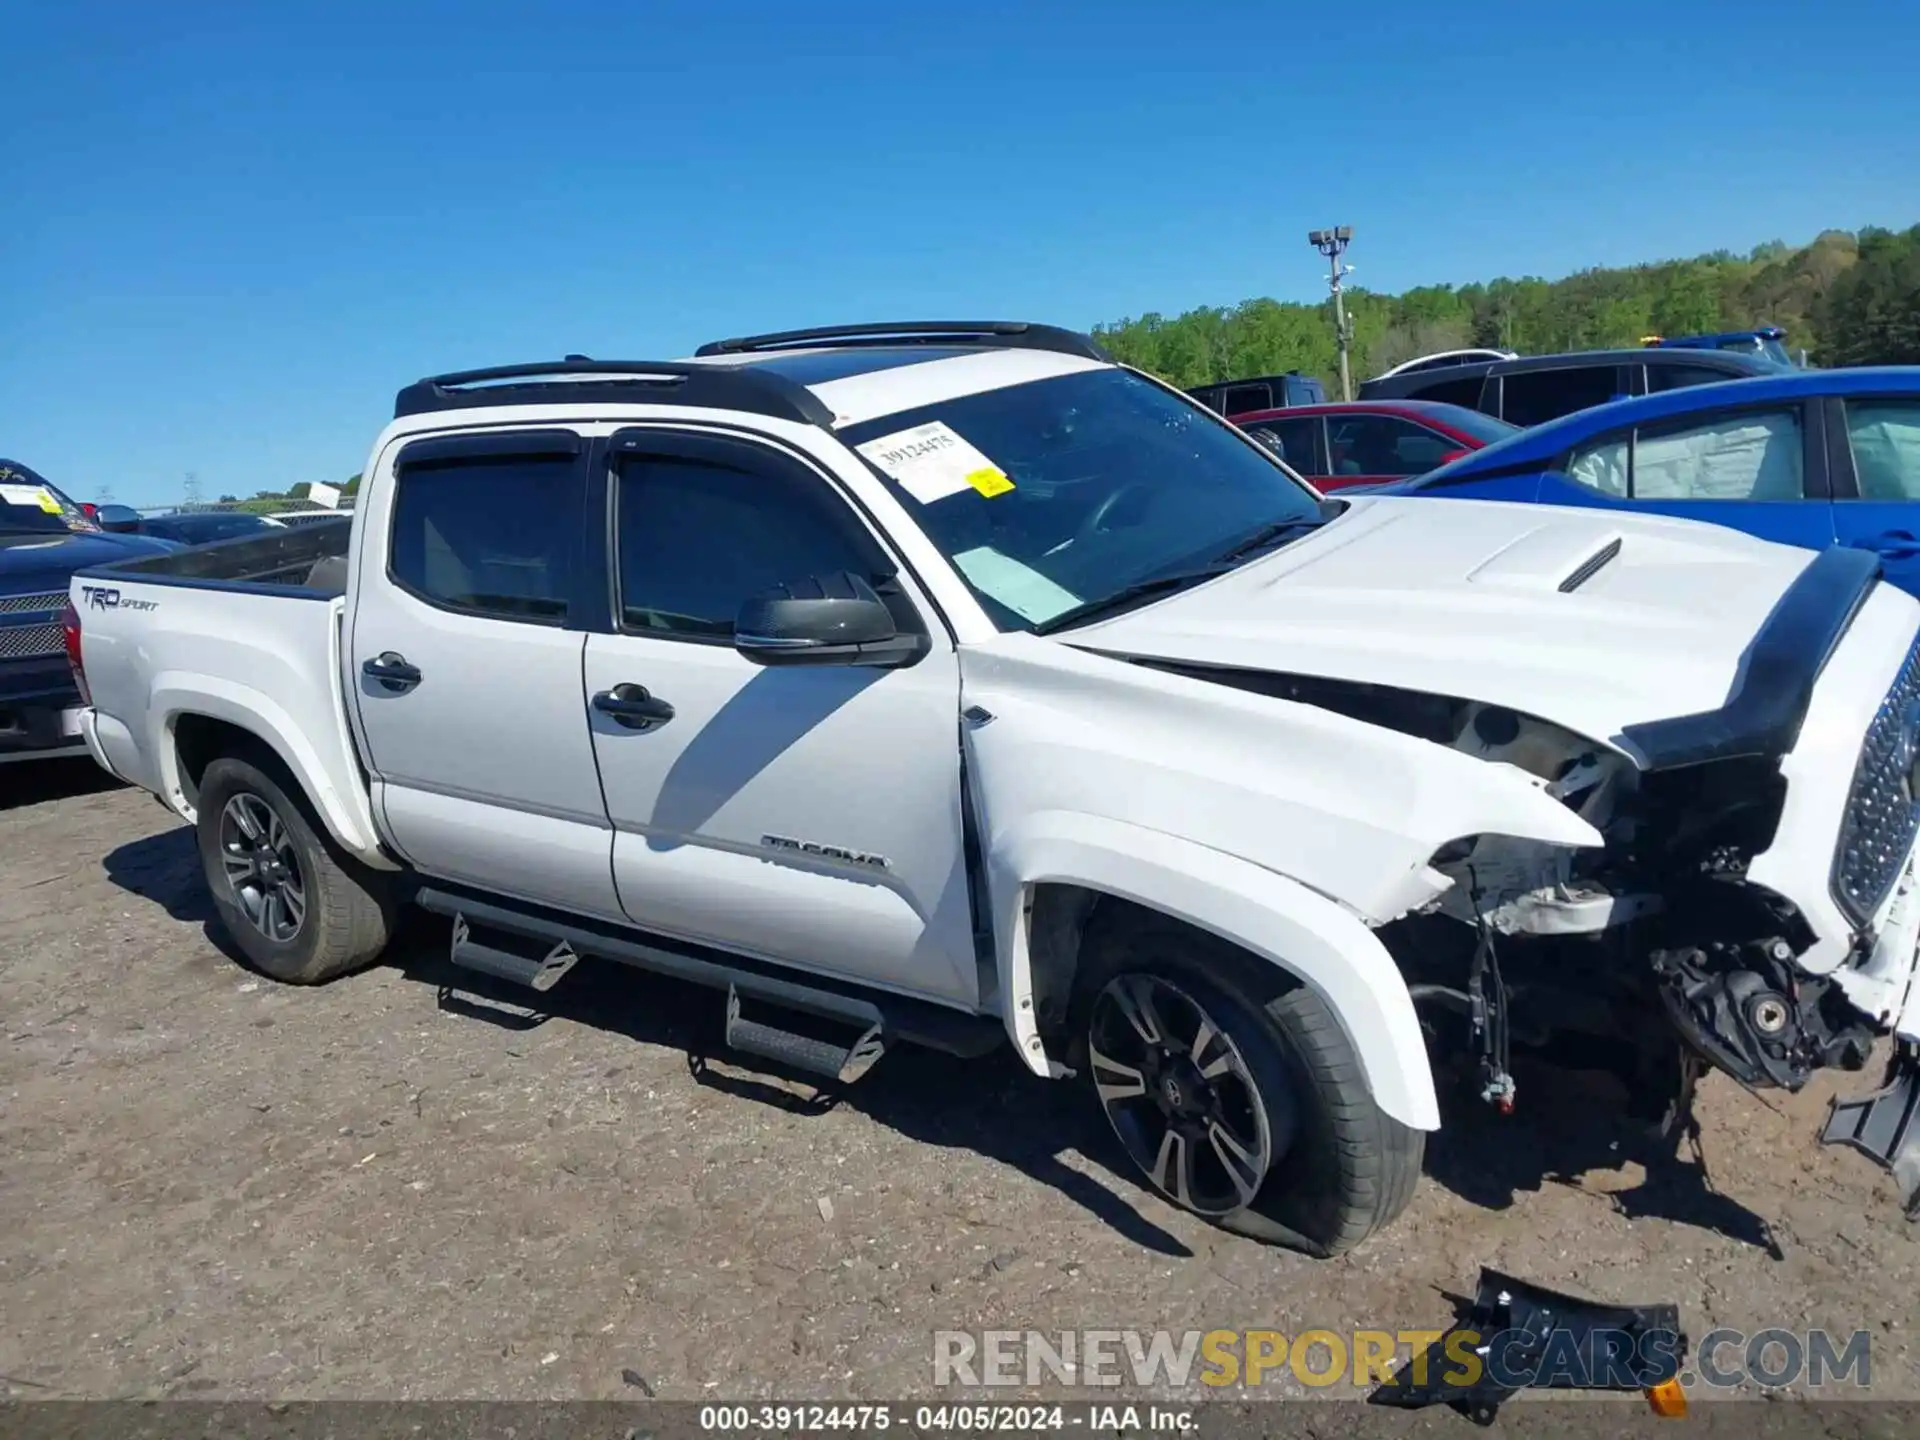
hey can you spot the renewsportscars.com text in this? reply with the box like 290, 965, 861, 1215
932, 1327, 1873, 1391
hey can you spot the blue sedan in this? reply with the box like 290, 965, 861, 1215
1368, 367, 1920, 593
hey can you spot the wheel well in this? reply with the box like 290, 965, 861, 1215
1027, 883, 1100, 1034
170, 714, 290, 813
1029, 886, 1306, 1038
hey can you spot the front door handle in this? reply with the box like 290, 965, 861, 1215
362, 652, 422, 692
592, 682, 675, 730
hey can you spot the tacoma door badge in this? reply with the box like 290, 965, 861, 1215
762, 834, 891, 871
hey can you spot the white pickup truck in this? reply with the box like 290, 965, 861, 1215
67, 321, 1920, 1251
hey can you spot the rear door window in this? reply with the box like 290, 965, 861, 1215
1563, 408, 1807, 501
1842, 400, 1920, 500
1403, 374, 1487, 410
1242, 416, 1323, 475
1326, 416, 1462, 476
1633, 410, 1805, 500
388, 450, 581, 622
1498, 366, 1626, 427
1222, 383, 1274, 416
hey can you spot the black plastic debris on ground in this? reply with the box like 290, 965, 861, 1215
1369, 1266, 1685, 1425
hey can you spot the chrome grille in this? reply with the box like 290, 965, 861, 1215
1834, 639, 1920, 922
0, 620, 64, 659
0, 591, 65, 615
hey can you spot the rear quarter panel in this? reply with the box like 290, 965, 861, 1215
73, 577, 389, 863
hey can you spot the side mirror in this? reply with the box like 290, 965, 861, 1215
733, 572, 927, 669
95, 504, 142, 533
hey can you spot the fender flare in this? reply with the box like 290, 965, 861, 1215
149, 672, 391, 866
987, 809, 1440, 1132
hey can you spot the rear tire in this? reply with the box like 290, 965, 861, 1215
195, 755, 393, 984
1071, 909, 1424, 1256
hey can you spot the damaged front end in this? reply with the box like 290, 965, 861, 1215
1194, 545, 1920, 1212
1397, 695, 1883, 1145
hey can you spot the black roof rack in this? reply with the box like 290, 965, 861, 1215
695, 320, 1111, 362
392, 358, 836, 424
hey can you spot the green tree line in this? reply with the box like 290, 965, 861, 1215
1093, 224, 1920, 392
214, 474, 362, 512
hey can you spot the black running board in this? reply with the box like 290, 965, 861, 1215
450, 912, 580, 992
724, 985, 887, 1083
1821, 1042, 1920, 1218
413, 885, 1004, 1060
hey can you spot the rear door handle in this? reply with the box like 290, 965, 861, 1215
362, 652, 422, 692
592, 682, 675, 730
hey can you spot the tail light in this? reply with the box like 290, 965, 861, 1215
61, 599, 91, 705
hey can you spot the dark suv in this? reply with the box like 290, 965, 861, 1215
1189, 371, 1327, 415
1356, 347, 1778, 427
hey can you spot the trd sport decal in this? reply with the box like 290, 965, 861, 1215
79, 585, 158, 612
762, 834, 891, 870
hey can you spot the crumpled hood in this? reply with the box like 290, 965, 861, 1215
1065, 496, 1820, 751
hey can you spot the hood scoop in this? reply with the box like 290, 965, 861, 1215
1465, 521, 1626, 595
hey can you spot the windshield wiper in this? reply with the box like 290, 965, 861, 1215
1212, 516, 1326, 565
1031, 565, 1230, 635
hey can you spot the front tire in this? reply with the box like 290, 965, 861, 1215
195, 755, 393, 983
1073, 910, 1424, 1256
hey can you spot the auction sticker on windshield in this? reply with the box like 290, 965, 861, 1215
0, 483, 63, 514
856, 421, 1015, 504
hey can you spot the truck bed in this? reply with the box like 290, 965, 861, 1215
98, 517, 351, 595
70, 515, 390, 865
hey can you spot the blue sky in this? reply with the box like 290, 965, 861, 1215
5, 0, 1917, 507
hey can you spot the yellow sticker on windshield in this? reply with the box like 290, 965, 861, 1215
966, 467, 1014, 498
35, 488, 63, 514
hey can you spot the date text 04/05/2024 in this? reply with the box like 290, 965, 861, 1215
696, 1404, 1196, 1432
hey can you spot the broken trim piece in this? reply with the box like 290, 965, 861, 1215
1620, 544, 1880, 771
1370, 1267, 1687, 1423
1821, 1041, 1920, 1218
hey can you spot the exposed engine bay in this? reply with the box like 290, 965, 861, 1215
1146, 664, 1888, 1124
1418, 693, 1877, 1110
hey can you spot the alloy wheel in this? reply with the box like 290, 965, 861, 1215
1087, 973, 1277, 1217
218, 792, 308, 944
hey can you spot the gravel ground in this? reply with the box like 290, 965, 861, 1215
2, 759, 1916, 1417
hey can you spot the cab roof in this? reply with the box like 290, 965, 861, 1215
390, 321, 1115, 430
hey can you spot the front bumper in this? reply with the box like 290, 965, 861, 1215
1748, 580, 1920, 979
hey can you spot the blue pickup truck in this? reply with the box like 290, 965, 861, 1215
1643, 325, 1799, 368
2, 460, 176, 764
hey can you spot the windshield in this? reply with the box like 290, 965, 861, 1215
838, 368, 1324, 631
0, 481, 75, 534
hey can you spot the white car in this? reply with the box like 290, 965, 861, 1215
66, 321, 1920, 1251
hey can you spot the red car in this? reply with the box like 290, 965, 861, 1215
1229, 400, 1519, 492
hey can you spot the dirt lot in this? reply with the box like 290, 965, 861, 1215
3, 760, 1916, 1412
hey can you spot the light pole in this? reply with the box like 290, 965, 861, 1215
1309, 226, 1355, 400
